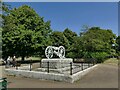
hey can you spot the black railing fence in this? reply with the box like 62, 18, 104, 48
6, 59, 96, 75
27, 61, 95, 75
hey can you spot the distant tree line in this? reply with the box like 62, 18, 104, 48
1, 3, 120, 62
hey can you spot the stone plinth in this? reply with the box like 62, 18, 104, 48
41, 58, 73, 69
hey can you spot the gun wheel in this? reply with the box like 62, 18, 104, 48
58, 46, 65, 59
45, 46, 53, 59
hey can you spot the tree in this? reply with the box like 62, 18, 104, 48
73, 27, 116, 62
63, 28, 77, 57
80, 25, 90, 36
63, 28, 77, 45
81, 27, 116, 53
50, 31, 69, 47
0, 2, 11, 58
0, 28, 2, 58
116, 36, 120, 55
70, 36, 84, 58
1, 2, 11, 15
50, 31, 69, 58
2, 5, 52, 60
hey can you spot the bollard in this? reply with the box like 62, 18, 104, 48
47, 61, 49, 73
70, 62, 72, 75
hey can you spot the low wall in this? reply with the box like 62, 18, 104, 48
5, 64, 98, 83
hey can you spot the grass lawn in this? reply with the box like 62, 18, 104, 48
103, 58, 118, 66
15, 57, 41, 61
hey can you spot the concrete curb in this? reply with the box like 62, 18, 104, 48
5, 64, 98, 83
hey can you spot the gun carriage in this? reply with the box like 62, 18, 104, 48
45, 46, 65, 59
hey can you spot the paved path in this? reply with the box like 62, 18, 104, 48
1, 64, 118, 88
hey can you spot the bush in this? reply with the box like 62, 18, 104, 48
91, 52, 108, 63
83, 52, 109, 63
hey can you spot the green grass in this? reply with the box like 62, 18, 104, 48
27, 57, 41, 60
103, 58, 118, 66
16, 57, 41, 61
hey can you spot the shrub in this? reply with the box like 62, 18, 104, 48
83, 52, 108, 63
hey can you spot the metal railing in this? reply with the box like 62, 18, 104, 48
6, 59, 95, 75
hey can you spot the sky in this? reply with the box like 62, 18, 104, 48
6, 2, 118, 36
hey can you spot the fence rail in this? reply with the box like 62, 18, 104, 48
5, 59, 96, 75
24, 62, 94, 75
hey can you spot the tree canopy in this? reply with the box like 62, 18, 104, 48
2, 3, 118, 63
116, 36, 120, 55
2, 5, 52, 60
72, 27, 117, 62
80, 27, 116, 52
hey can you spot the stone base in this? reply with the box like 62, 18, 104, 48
41, 58, 73, 69
5, 65, 98, 83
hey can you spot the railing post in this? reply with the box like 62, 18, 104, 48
93, 60, 95, 66
47, 61, 49, 73
73, 58, 75, 63
30, 59, 33, 71
70, 62, 72, 75
30, 61, 32, 71
16, 65, 18, 70
40, 59, 41, 68
88, 63, 90, 67
81, 63, 83, 70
